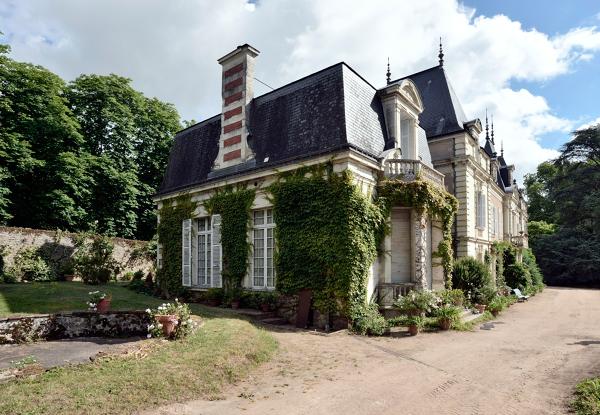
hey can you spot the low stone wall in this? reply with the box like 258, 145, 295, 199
0, 311, 151, 344
0, 226, 154, 279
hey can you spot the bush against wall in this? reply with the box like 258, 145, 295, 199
156, 197, 195, 297
9, 247, 55, 281
268, 167, 385, 315
73, 234, 118, 284
204, 187, 255, 293
452, 257, 492, 302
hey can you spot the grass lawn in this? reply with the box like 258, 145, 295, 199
0, 282, 278, 414
0, 281, 171, 317
573, 377, 600, 415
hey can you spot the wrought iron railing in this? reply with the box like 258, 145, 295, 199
384, 159, 445, 187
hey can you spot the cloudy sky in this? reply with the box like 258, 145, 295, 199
1, 0, 599, 179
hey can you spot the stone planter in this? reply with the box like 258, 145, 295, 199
438, 318, 452, 330
156, 314, 178, 337
97, 298, 111, 313
408, 324, 419, 336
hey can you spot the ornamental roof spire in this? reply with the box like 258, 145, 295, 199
485, 108, 489, 140
386, 57, 391, 85
491, 114, 495, 145
438, 37, 444, 66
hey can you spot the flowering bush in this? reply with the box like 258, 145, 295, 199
146, 299, 194, 340
87, 291, 111, 311
394, 289, 439, 316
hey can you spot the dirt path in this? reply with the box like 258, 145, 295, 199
145, 287, 600, 415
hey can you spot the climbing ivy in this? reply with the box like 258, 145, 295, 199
268, 167, 385, 315
376, 179, 459, 287
156, 196, 195, 298
204, 186, 255, 293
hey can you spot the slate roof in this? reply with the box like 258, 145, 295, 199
393, 65, 469, 139
158, 63, 392, 196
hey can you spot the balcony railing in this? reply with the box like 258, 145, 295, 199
384, 159, 445, 187
511, 235, 526, 247
378, 282, 416, 307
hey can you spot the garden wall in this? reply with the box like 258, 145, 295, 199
0, 310, 152, 344
0, 226, 153, 279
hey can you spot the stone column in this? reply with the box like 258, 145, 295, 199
414, 211, 429, 290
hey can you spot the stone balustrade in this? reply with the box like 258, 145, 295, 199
384, 159, 445, 188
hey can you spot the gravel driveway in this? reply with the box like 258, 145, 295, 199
146, 287, 600, 415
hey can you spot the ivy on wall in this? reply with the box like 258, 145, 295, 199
156, 196, 195, 297
376, 179, 459, 286
268, 166, 385, 315
204, 187, 255, 293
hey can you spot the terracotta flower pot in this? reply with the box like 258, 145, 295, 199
231, 300, 240, 309
408, 324, 419, 336
491, 310, 499, 317
64, 274, 75, 282
475, 304, 486, 314
208, 299, 221, 307
439, 318, 452, 330
97, 298, 111, 313
260, 303, 271, 312
156, 314, 178, 337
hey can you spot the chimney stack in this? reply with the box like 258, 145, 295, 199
213, 44, 259, 170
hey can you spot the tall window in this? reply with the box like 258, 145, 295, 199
475, 187, 486, 229
197, 217, 212, 286
252, 208, 275, 289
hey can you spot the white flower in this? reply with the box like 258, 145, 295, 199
147, 334, 152, 338
89, 303, 96, 308
146, 308, 152, 314
175, 298, 178, 302
187, 319, 192, 324
93, 307, 97, 311
147, 324, 155, 331
157, 323, 163, 329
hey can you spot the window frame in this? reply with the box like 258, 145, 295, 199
251, 208, 276, 290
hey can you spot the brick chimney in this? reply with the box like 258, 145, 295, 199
213, 44, 259, 170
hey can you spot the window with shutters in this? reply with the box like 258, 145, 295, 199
475, 186, 486, 230
252, 208, 275, 289
197, 217, 212, 287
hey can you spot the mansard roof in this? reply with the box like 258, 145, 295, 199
393, 65, 469, 139
158, 63, 390, 196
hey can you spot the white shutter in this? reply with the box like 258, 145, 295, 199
182, 219, 192, 287
211, 214, 222, 288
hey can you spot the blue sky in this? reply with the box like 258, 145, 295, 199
465, 0, 600, 148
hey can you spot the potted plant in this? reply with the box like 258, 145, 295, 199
229, 287, 242, 309
487, 296, 505, 317
88, 291, 111, 312
60, 259, 76, 281
205, 288, 223, 307
434, 305, 461, 330
439, 289, 465, 307
394, 289, 439, 316
147, 299, 193, 339
259, 292, 276, 312
473, 286, 496, 314
406, 315, 423, 336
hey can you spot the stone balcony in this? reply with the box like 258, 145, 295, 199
384, 159, 445, 188
511, 234, 526, 247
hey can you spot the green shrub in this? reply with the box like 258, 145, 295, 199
122, 271, 135, 281
205, 288, 224, 302
394, 289, 439, 315
472, 285, 497, 305
439, 289, 465, 306
487, 296, 505, 315
350, 302, 387, 336
523, 249, 544, 291
11, 248, 55, 281
73, 235, 117, 285
505, 262, 531, 291
452, 258, 492, 302
572, 377, 600, 415
0, 271, 17, 283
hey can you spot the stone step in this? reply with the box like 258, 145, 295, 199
260, 317, 289, 326
460, 309, 482, 323
228, 308, 277, 320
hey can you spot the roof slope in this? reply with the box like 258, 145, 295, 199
395, 66, 469, 139
158, 63, 388, 196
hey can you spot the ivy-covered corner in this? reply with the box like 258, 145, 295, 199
268, 168, 386, 318
204, 186, 255, 295
376, 179, 459, 287
156, 196, 196, 298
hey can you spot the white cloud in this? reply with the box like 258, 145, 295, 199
1, 0, 599, 179
577, 116, 600, 131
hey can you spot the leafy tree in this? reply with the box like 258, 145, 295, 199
524, 162, 559, 223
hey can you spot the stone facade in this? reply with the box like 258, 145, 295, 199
0, 311, 152, 344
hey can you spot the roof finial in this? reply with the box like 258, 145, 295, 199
491, 114, 495, 144
485, 108, 489, 140
438, 37, 444, 66
386, 57, 391, 85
